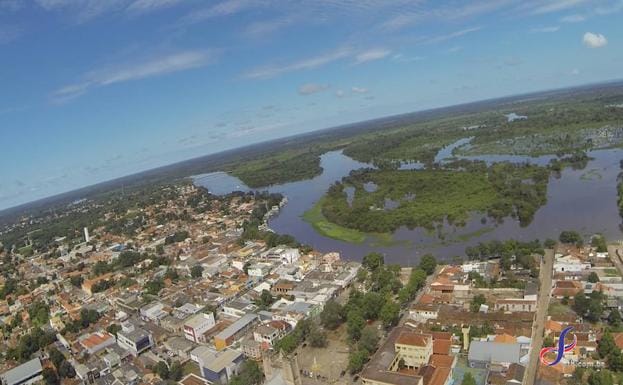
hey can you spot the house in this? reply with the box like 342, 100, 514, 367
0, 358, 43, 385
79, 331, 116, 354
223, 299, 257, 318
410, 303, 440, 322
140, 302, 168, 323
247, 263, 273, 279
116, 322, 154, 356
214, 313, 259, 350
178, 373, 211, 385
253, 320, 290, 347
552, 281, 583, 298
183, 312, 216, 343
395, 331, 433, 369
468, 341, 522, 368
494, 299, 537, 313
360, 326, 453, 385
191, 346, 244, 384
554, 255, 591, 274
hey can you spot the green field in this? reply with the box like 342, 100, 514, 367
302, 198, 367, 243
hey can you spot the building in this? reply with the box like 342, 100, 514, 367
117, 322, 154, 356
184, 312, 216, 343
360, 326, 454, 385
468, 341, 522, 369
0, 358, 43, 385
79, 331, 116, 355
494, 299, 537, 313
554, 254, 591, 274
223, 299, 257, 318
395, 331, 433, 369
253, 320, 290, 347
409, 303, 440, 323
191, 346, 244, 384
214, 313, 259, 350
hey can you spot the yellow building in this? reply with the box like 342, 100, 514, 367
394, 331, 433, 369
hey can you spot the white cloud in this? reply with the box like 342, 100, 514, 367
298, 83, 329, 95
583, 32, 607, 48
527, 0, 589, 15
335, 89, 345, 98
242, 47, 353, 79
354, 48, 391, 64
351, 86, 368, 94
530, 26, 560, 33
34, 0, 128, 23
180, 0, 262, 25
561, 14, 586, 22
379, 1, 511, 32
126, 0, 185, 13
53, 50, 214, 102
421, 27, 482, 45
244, 17, 295, 37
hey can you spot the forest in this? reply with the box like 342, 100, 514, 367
317, 161, 550, 234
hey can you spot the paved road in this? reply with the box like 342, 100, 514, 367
524, 250, 554, 385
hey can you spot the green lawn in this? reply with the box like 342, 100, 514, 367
302, 198, 367, 243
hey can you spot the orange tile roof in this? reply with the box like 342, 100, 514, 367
613, 333, 623, 350
396, 331, 431, 347
428, 367, 452, 385
545, 320, 563, 333
430, 355, 454, 368
494, 334, 517, 344
80, 332, 114, 349
433, 339, 451, 355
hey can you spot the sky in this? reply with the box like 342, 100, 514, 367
0, 0, 622, 210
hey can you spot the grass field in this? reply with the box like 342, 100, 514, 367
302, 198, 367, 243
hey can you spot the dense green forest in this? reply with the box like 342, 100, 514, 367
318, 161, 549, 233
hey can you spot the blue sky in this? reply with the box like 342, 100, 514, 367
0, 0, 622, 210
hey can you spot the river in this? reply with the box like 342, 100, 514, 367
194, 140, 623, 264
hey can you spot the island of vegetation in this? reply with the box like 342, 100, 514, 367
305, 160, 549, 238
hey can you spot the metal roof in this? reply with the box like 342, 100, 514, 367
0, 358, 43, 385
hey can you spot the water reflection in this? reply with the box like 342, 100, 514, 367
195, 142, 623, 264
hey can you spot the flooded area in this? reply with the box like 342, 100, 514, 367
195, 140, 623, 264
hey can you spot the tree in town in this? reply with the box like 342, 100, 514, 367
320, 300, 344, 330
359, 326, 379, 353
308, 323, 327, 348
470, 294, 486, 313
609, 308, 622, 328
230, 361, 264, 385
462, 373, 477, 385
348, 349, 369, 374
419, 254, 437, 275
42, 368, 60, 385
598, 331, 617, 358
379, 300, 400, 327
362, 253, 384, 271
190, 265, 204, 278
347, 309, 366, 341
559, 230, 583, 246
588, 369, 614, 385
588, 272, 600, 283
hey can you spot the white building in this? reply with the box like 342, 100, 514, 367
0, 358, 43, 385
116, 322, 154, 356
183, 312, 216, 343
554, 254, 591, 273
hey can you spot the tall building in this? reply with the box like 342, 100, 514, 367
84, 227, 90, 243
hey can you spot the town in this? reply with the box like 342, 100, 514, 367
0, 183, 622, 385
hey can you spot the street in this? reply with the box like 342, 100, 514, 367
523, 249, 554, 385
